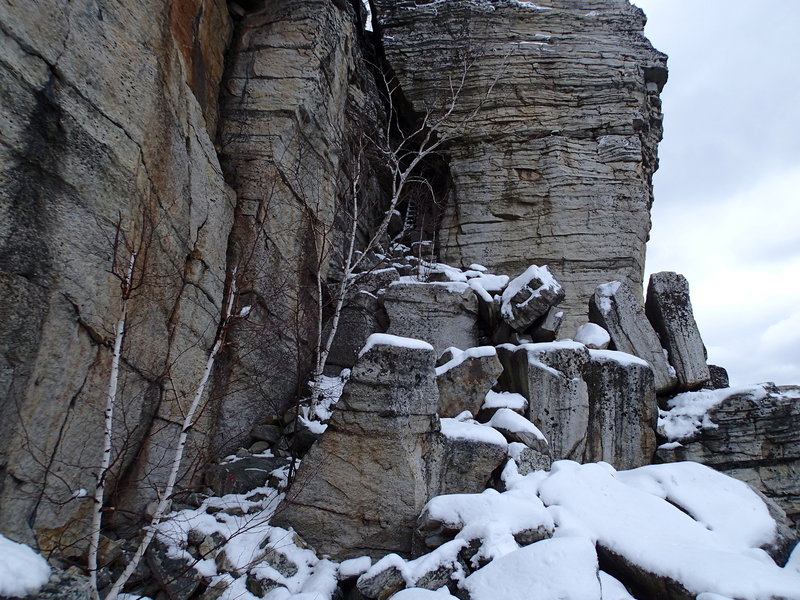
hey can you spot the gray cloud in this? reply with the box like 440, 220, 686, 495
635, 0, 800, 385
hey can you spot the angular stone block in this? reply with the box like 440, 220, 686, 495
497, 341, 590, 462
645, 271, 710, 391
584, 350, 657, 469
383, 282, 480, 355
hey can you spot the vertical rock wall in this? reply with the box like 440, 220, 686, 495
0, 0, 234, 549
371, 0, 667, 332
211, 0, 383, 453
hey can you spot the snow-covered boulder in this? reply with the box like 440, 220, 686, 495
573, 322, 610, 349
383, 282, 480, 355
497, 341, 590, 462
589, 280, 677, 394
532, 461, 800, 600
459, 538, 601, 600
488, 408, 548, 453
584, 350, 657, 469
645, 271, 710, 391
478, 390, 528, 421
436, 347, 503, 417
436, 419, 508, 496
500, 265, 564, 332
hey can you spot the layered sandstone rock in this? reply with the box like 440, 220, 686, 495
371, 0, 667, 332
657, 384, 800, 531
213, 0, 382, 453
0, 0, 234, 549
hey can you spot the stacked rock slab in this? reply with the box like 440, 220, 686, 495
646, 271, 710, 391
657, 385, 800, 531
272, 336, 443, 559
435, 347, 503, 417
589, 281, 677, 394
371, 0, 667, 333
0, 0, 235, 548
497, 341, 591, 462
584, 350, 657, 469
383, 282, 480, 356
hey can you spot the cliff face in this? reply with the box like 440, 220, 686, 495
0, 0, 234, 549
0, 0, 668, 555
373, 0, 667, 332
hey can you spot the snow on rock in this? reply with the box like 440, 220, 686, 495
459, 537, 601, 600
488, 408, 548, 452
439, 418, 507, 447
573, 323, 611, 349
435, 346, 498, 376
418, 488, 554, 562
359, 333, 434, 357
587, 349, 649, 369
657, 384, 769, 442
391, 588, 459, 599
339, 556, 372, 579
617, 462, 777, 549
0, 534, 51, 598
500, 265, 564, 332
530, 461, 800, 599
482, 390, 528, 412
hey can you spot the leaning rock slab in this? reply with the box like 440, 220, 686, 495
436, 347, 503, 417
383, 282, 480, 355
584, 350, 657, 469
497, 341, 590, 462
589, 281, 677, 394
272, 334, 440, 559
645, 271, 710, 391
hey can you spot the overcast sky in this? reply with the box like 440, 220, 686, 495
632, 0, 800, 386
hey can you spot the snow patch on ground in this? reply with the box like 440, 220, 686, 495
0, 535, 51, 598
460, 537, 599, 600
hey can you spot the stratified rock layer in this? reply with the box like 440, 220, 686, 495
645, 271, 710, 391
213, 0, 380, 452
372, 0, 667, 332
657, 385, 800, 531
